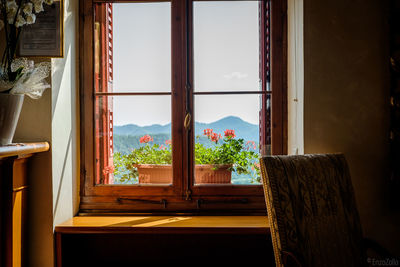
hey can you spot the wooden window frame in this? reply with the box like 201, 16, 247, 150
79, 0, 287, 215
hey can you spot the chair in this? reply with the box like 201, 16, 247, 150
260, 154, 391, 267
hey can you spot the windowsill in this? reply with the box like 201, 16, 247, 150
55, 216, 274, 265
55, 215, 270, 235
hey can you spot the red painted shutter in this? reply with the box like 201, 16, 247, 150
95, 3, 114, 184
259, 0, 271, 156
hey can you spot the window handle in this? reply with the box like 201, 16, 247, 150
184, 112, 191, 131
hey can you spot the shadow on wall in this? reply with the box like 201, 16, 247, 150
50, 0, 79, 225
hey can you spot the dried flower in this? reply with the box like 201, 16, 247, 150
15, 14, 26, 28
6, 0, 18, 13
31, 0, 44, 13
0, 0, 55, 90
26, 13, 36, 24
22, 2, 33, 15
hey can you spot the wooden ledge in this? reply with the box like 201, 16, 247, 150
55, 216, 270, 235
0, 142, 50, 158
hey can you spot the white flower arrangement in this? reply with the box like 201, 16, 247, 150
0, 0, 54, 98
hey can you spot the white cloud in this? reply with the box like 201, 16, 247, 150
223, 72, 249, 80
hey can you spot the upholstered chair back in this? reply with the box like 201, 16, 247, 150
260, 154, 366, 267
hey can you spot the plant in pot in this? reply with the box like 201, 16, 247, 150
0, 0, 54, 145
194, 128, 259, 184
114, 129, 260, 184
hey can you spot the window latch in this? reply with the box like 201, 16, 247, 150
184, 112, 191, 131
185, 189, 192, 201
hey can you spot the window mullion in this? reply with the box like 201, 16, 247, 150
184, 0, 194, 200
171, 0, 188, 198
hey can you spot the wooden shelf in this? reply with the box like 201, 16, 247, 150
0, 142, 49, 267
0, 142, 49, 158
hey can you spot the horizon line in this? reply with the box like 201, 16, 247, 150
114, 115, 259, 128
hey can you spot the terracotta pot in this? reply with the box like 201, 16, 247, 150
195, 164, 232, 184
135, 164, 172, 184
135, 164, 232, 184
0, 94, 24, 145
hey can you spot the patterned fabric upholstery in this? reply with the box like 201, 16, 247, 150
260, 154, 366, 267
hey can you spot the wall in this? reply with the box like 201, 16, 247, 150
14, 0, 79, 266
10, 0, 400, 265
301, 0, 400, 255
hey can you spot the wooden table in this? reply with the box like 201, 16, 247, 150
0, 142, 50, 267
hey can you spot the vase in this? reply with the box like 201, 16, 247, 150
0, 94, 24, 145
135, 164, 232, 184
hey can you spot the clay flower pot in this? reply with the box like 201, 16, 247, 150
195, 164, 232, 184
135, 164, 232, 184
135, 164, 172, 184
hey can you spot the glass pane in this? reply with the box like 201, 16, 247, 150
194, 95, 262, 185
95, 96, 172, 185
95, 2, 171, 93
193, 1, 260, 92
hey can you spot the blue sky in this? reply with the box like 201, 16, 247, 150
112, 1, 260, 126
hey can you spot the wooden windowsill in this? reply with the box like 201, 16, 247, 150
55, 216, 270, 235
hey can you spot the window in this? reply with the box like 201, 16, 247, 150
80, 0, 287, 214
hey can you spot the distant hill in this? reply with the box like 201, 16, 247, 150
114, 116, 259, 142
194, 116, 259, 142
113, 116, 259, 154
113, 123, 170, 136
113, 133, 171, 155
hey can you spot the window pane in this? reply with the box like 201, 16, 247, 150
193, 1, 260, 92
194, 95, 262, 185
96, 2, 171, 93
95, 95, 172, 185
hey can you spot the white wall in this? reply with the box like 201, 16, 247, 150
51, 0, 79, 228
287, 0, 304, 155
14, 0, 79, 266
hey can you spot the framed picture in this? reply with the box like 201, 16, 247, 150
17, 0, 64, 58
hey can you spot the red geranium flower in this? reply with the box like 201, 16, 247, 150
210, 133, 221, 143
203, 128, 213, 137
102, 165, 115, 175
139, 134, 153, 144
224, 129, 236, 139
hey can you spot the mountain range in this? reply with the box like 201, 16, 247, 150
114, 116, 259, 142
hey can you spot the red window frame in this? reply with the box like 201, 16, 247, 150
94, 3, 114, 185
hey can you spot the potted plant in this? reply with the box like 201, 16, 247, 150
194, 128, 258, 183
129, 135, 172, 184
0, 0, 53, 145
114, 129, 259, 184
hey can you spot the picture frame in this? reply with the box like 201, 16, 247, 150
17, 0, 64, 58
